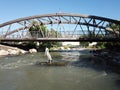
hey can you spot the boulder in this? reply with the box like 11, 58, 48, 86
60, 47, 64, 50
67, 48, 71, 50
0, 44, 28, 56
0, 50, 9, 56
20, 49, 28, 54
8, 49, 19, 55
29, 48, 37, 53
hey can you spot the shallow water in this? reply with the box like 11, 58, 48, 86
0, 49, 120, 90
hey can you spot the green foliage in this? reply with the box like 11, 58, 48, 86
49, 28, 61, 38
107, 23, 120, 31
63, 45, 69, 49
96, 23, 120, 49
105, 23, 120, 49
96, 42, 105, 49
80, 42, 89, 47
39, 42, 62, 49
28, 21, 62, 49
88, 31, 96, 38
29, 24, 47, 38
95, 42, 120, 50
104, 42, 120, 49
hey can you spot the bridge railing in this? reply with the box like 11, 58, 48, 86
1, 30, 119, 40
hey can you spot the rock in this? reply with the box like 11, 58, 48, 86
29, 48, 37, 53
53, 48, 58, 50
60, 47, 64, 50
0, 50, 9, 56
67, 48, 71, 50
0, 44, 28, 56
8, 49, 19, 55
20, 49, 27, 54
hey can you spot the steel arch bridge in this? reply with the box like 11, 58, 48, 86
0, 13, 120, 42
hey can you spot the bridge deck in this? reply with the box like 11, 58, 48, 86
0, 38, 120, 42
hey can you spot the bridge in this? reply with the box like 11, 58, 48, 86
0, 13, 120, 42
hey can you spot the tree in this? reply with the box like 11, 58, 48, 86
96, 23, 120, 49
107, 23, 120, 31
80, 42, 89, 47
28, 21, 62, 50
29, 21, 47, 38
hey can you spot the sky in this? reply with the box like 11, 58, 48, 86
0, 0, 120, 23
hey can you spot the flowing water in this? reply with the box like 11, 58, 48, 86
0, 49, 120, 90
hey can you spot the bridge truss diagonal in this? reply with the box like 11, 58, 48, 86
0, 13, 120, 42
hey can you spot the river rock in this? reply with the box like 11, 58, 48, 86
29, 48, 37, 53
60, 47, 64, 50
0, 50, 9, 56
20, 49, 27, 54
8, 49, 19, 55
0, 44, 28, 56
67, 48, 71, 50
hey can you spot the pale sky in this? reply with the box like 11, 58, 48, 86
0, 0, 120, 23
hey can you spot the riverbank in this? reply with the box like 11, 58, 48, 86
50, 47, 88, 52
0, 44, 28, 57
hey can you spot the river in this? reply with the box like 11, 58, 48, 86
0, 49, 120, 90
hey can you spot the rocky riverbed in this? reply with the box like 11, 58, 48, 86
91, 49, 120, 73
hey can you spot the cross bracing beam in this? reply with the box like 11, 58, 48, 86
0, 13, 120, 27
0, 13, 120, 42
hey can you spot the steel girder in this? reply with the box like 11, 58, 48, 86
0, 13, 120, 42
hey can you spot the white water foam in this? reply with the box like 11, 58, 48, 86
0, 60, 34, 70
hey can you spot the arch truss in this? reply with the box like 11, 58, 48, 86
0, 13, 120, 42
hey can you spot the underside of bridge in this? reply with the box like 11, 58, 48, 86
0, 13, 120, 42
